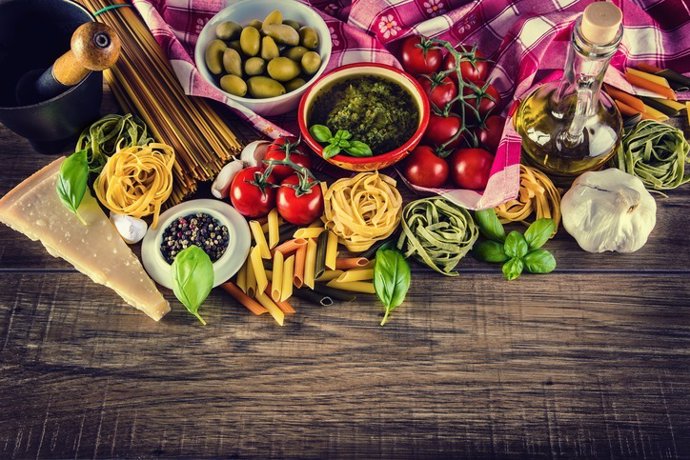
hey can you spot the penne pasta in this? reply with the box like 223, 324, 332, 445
335, 257, 369, 270
267, 209, 280, 249
278, 224, 299, 243
280, 255, 295, 302
314, 231, 328, 280
615, 99, 638, 118
293, 244, 307, 288
255, 291, 285, 326
304, 238, 318, 289
316, 270, 344, 282
236, 260, 248, 293
265, 269, 273, 281
325, 231, 338, 270
641, 103, 669, 121
603, 84, 646, 113
271, 251, 284, 302
336, 268, 374, 283
250, 246, 268, 295
313, 283, 357, 301
651, 98, 686, 112
250, 220, 272, 259
625, 70, 676, 100
246, 255, 257, 298
293, 227, 324, 239
276, 299, 296, 315
627, 67, 671, 88
325, 280, 376, 294
221, 282, 268, 316
274, 238, 308, 256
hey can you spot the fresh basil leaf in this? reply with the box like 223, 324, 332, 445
502, 257, 524, 281
335, 129, 352, 140
504, 231, 528, 258
344, 140, 373, 157
309, 124, 332, 143
473, 240, 508, 263
524, 218, 555, 250
172, 245, 214, 325
474, 209, 506, 242
338, 140, 350, 148
374, 248, 411, 326
523, 249, 557, 274
322, 144, 341, 159
56, 149, 89, 225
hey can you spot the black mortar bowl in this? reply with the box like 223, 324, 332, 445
0, 0, 102, 154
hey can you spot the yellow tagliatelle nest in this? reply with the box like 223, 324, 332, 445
322, 172, 402, 253
94, 143, 175, 228
495, 164, 561, 232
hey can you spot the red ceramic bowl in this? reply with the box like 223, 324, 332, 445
298, 63, 430, 172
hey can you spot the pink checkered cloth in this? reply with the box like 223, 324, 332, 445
129, 0, 690, 209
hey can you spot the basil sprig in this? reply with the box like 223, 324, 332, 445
374, 247, 411, 326
172, 246, 214, 325
56, 149, 89, 225
309, 124, 373, 159
473, 210, 556, 280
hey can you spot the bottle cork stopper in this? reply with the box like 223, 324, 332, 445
581, 2, 622, 45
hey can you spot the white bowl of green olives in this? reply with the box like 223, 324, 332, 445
195, 0, 332, 117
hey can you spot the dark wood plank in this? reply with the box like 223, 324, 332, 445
0, 272, 688, 458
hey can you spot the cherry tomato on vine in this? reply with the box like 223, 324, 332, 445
403, 145, 449, 188
276, 174, 324, 225
474, 115, 505, 153
263, 136, 312, 181
229, 166, 276, 218
417, 75, 457, 110
423, 113, 463, 148
400, 35, 443, 75
442, 48, 489, 84
462, 82, 500, 118
449, 148, 494, 190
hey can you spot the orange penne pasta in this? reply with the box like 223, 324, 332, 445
276, 299, 297, 315
221, 281, 268, 316
273, 238, 308, 255
335, 257, 369, 270
614, 99, 639, 117
293, 244, 307, 288
625, 71, 676, 100
636, 62, 663, 74
604, 84, 646, 113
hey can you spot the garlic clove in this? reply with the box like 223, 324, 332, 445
211, 159, 245, 199
240, 140, 270, 168
110, 213, 148, 245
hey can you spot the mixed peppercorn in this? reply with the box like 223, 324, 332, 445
160, 213, 229, 264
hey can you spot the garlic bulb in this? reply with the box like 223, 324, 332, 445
240, 140, 270, 168
561, 168, 656, 253
211, 159, 245, 199
110, 213, 148, 245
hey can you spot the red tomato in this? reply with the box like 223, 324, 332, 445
400, 35, 443, 75
417, 75, 457, 110
229, 167, 275, 218
449, 148, 494, 190
423, 113, 463, 148
442, 48, 489, 84
403, 145, 449, 188
462, 82, 500, 118
276, 174, 324, 225
263, 136, 312, 181
475, 115, 506, 153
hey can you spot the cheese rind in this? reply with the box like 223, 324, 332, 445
0, 157, 170, 321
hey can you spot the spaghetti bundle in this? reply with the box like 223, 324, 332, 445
94, 143, 175, 228
82, 0, 242, 205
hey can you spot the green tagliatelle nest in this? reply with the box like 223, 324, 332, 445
618, 119, 690, 190
397, 197, 479, 276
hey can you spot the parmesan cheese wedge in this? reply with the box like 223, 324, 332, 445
0, 158, 170, 321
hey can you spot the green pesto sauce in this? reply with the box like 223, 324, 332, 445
310, 76, 418, 155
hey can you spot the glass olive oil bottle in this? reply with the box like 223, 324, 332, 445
515, 2, 624, 182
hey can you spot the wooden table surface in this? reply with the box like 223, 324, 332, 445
1, 92, 689, 459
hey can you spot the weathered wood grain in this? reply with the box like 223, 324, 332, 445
0, 272, 689, 459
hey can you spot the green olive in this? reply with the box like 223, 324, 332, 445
261, 36, 280, 61
247, 76, 286, 98
285, 77, 307, 92
228, 40, 242, 54
299, 26, 319, 50
215, 21, 242, 41
267, 57, 301, 82
222, 48, 242, 77
262, 24, 300, 46
301, 51, 322, 76
220, 74, 247, 97
244, 57, 266, 76
263, 10, 282, 26
240, 26, 261, 57
247, 19, 263, 30
204, 39, 227, 75
283, 45, 308, 61
283, 19, 301, 31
